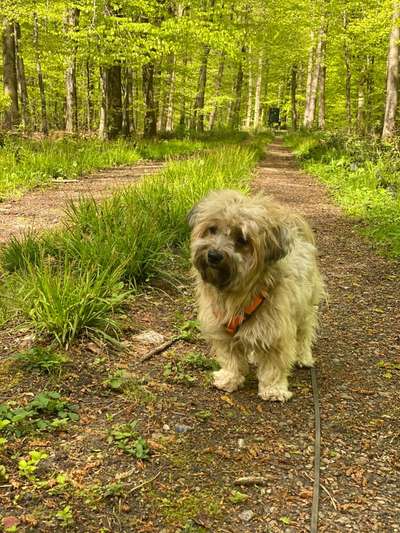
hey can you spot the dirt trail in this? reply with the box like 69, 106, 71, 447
0, 161, 164, 243
1, 141, 399, 532
254, 139, 400, 531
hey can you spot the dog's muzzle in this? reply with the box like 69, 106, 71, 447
194, 248, 234, 290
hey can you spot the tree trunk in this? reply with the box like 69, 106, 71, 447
290, 64, 298, 130
208, 52, 225, 130
65, 8, 80, 133
343, 12, 352, 133
229, 46, 245, 130
245, 50, 253, 129
179, 55, 188, 129
191, 46, 210, 132
13, 23, 29, 130
107, 65, 123, 138
382, 1, 400, 140
304, 27, 324, 129
253, 51, 263, 130
318, 32, 327, 130
2, 19, 19, 129
164, 55, 176, 132
33, 13, 48, 135
98, 67, 107, 140
86, 60, 94, 132
142, 61, 157, 138
357, 69, 367, 135
303, 31, 316, 128
123, 67, 134, 136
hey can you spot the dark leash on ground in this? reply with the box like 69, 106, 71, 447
310, 366, 321, 533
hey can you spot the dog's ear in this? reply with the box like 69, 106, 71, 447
264, 223, 293, 262
187, 203, 200, 229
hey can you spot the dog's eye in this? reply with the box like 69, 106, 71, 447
236, 235, 248, 246
208, 226, 217, 235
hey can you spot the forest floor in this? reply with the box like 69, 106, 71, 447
1, 139, 400, 532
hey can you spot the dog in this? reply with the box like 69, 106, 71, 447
189, 189, 324, 402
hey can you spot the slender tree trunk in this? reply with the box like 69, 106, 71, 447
98, 67, 107, 139
343, 12, 352, 133
304, 27, 324, 129
303, 31, 316, 128
179, 55, 188, 129
33, 13, 48, 135
164, 55, 176, 132
123, 67, 134, 136
245, 51, 253, 129
318, 65, 326, 129
86, 59, 94, 132
229, 46, 245, 130
290, 64, 298, 130
142, 61, 157, 138
253, 51, 263, 129
65, 8, 80, 133
13, 22, 29, 130
191, 46, 210, 132
208, 52, 225, 130
2, 19, 19, 129
357, 69, 367, 135
366, 55, 375, 133
382, 1, 400, 140
107, 65, 123, 138
318, 33, 327, 130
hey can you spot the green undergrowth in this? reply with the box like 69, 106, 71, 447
0, 134, 269, 346
0, 137, 210, 201
285, 131, 400, 257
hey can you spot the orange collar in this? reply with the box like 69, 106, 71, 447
222, 290, 267, 335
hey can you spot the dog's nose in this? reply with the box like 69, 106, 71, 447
207, 249, 224, 265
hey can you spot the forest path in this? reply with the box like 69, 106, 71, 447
1, 140, 400, 533
0, 161, 164, 243
253, 138, 400, 530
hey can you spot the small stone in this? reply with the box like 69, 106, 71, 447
133, 330, 164, 345
238, 438, 245, 449
162, 424, 170, 432
239, 510, 254, 522
175, 424, 192, 433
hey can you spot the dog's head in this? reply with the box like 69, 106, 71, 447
189, 189, 293, 291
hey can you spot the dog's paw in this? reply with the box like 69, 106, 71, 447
258, 384, 293, 402
296, 357, 315, 368
213, 369, 244, 393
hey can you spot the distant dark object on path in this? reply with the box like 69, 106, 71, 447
268, 107, 281, 127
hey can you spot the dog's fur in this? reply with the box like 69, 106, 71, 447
189, 189, 324, 402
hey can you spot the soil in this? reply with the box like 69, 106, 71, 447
0, 140, 399, 532
0, 161, 164, 243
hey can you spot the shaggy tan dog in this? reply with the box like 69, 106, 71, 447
189, 189, 324, 402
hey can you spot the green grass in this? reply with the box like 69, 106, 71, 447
0, 133, 270, 346
285, 131, 400, 257
0, 136, 211, 201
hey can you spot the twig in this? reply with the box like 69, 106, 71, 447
233, 476, 273, 486
304, 472, 338, 511
126, 470, 162, 494
139, 338, 179, 363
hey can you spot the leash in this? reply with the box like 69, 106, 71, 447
310, 366, 321, 533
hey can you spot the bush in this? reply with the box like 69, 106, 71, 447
285, 131, 400, 256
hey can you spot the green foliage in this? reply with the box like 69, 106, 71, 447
163, 361, 197, 386
0, 144, 258, 345
286, 132, 400, 257
0, 137, 141, 200
183, 352, 219, 371
14, 262, 130, 347
18, 450, 48, 481
13, 346, 70, 373
0, 391, 79, 437
108, 420, 150, 459
228, 490, 249, 504
55, 505, 74, 528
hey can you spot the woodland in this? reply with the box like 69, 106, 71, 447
0, 1, 400, 532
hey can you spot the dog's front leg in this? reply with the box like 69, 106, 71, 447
212, 340, 248, 393
256, 345, 294, 402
